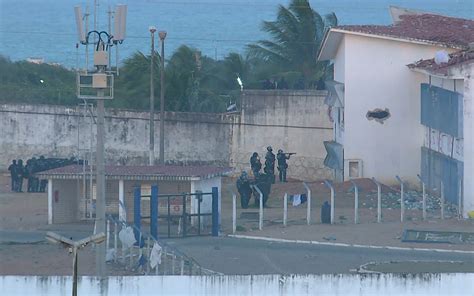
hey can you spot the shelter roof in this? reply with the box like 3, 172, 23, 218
36, 164, 232, 181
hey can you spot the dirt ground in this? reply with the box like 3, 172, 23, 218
0, 173, 132, 276
221, 177, 474, 251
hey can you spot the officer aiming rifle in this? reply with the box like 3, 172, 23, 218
277, 150, 296, 182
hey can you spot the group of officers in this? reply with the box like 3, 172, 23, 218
7, 157, 83, 193
236, 146, 295, 209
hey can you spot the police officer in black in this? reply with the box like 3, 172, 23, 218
250, 152, 262, 177
277, 149, 291, 182
253, 172, 272, 207
8, 160, 17, 192
38, 156, 47, 192
26, 158, 35, 192
264, 146, 276, 184
16, 159, 25, 192
236, 171, 252, 209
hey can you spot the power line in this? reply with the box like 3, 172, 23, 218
0, 30, 324, 45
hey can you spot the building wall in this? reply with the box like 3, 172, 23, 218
462, 70, 474, 216
51, 180, 79, 223
191, 176, 222, 226
333, 36, 346, 84
230, 90, 333, 180
0, 104, 232, 168
0, 90, 332, 181
445, 63, 474, 217
342, 34, 457, 183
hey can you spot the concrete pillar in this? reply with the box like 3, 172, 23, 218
463, 73, 474, 217
119, 179, 126, 222
48, 179, 53, 224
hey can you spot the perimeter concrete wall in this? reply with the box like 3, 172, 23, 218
0, 90, 332, 180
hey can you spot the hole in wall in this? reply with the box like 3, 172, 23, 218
366, 108, 390, 124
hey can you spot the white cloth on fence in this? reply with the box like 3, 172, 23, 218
119, 200, 127, 223
118, 226, 136, 249
106, 248, 116, 262
149, 242, 162, 269
292, 194, 302, 206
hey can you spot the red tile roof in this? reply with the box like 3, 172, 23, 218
336, 14, 474, 49
36, 164, 231, 181
407, 50, 474, 75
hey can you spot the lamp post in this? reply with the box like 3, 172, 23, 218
149, 26, 157, 165
158, 30, 167, 165
45, 231, 106, 296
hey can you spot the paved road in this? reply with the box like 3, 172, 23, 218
165, 236, 474, 274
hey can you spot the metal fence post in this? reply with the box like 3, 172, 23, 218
122, 233, 126, 264
162, 247, 167, 275
172, 255, 176, 275
146, 236, 151, 274
114, 222, 118, 263
458, 177, 463, 219
182, 194, 187, 237
150, 185, 158, 239
106, 219, 110, 250
303, 182, 311, 225
371, 178, 382, 223
440, 181, 445, 220
283, 193, 288, 227
417, 174, 427, 220
211, 187, 219, 236
396, 176, 404, 222
133, 186, 141, 241
252, 185, 264, 230
350, 180, 359, 224
129, 247, 133, 269
232, 193, 237, 234
323, 180, 335, 224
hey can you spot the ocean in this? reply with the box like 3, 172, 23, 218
0, 0, 472, 68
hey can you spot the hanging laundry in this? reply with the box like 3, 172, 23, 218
291, 194, 307, 207
149, 242, 162, 269
118, 226, 136, 248
292, 194, 301, 206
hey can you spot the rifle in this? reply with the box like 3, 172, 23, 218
284, 152, 296, 156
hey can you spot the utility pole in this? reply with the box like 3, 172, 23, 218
74, 3, 127, 278
159, 31, 167, 164
95, 95, 106, 277
149, 26, 156, 165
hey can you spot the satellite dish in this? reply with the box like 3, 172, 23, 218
434, 51, 449, 65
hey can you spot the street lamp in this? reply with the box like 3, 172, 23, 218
149, 26, 157, 165
45, 231, 106, 296
158, 30, 167, 165
236, 75, 243, 91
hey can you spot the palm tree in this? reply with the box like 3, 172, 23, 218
114, 51, 159, 110
166, 45, 227, 113
248, 0, 337, 88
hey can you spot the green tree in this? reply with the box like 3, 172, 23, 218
247, 0, 337, 88
0, 56, 76, 105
